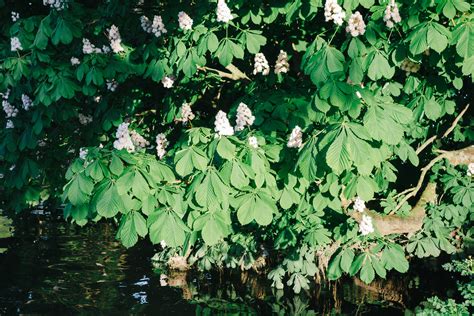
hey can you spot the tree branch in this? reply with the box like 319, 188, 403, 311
197, 63, 250, 81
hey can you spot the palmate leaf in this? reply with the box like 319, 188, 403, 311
95, 181, 124, 218
147, 209, 189, 247
235, 190, 277, 226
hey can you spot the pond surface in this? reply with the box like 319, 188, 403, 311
0, 210, 457, 315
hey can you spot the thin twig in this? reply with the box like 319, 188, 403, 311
416, 103, 470, 155
389, 153, 447, 215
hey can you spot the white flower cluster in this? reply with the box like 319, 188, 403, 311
6, 120, 14, 129
353, 196, 366, 212
21, 94, 32, 110
346, 11, 366, 37
287, 126, 303, 148
70, 57, 80, 66
11, 12, 20, 22
324, 0, 345, 26
400, 59, 420, 74
11, 37, 22, 52
179, 103, 195, 123
161, 76, 174, 88
216, 0, 233, 23
113, 122, 135, 153
108, 25, 124, 53
467, 163, 474, 177
384, 0, 401, 28
78, 113, 93, 125
214, 110, 234, 137
2, 100, 18, 118
140, 15, 167, 38
253, 53, 270, 76
275, 50, 290, 74
82, 38, 103, 54
248, 136, 259, 148
178, 11, 193, 31
130, 130, 149, 149
155, 133, 169, 159
79, 148, 88, 160
359, 214, 374, 235
106, 79, 118, 92
43, 0, 68, 10
235, 102, 255, 131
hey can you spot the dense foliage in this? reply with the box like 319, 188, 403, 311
1, 0, 473, 292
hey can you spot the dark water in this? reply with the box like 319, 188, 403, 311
0, 211, 457, 315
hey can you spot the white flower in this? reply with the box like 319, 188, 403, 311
140, 15, 167, 37
359, 214, 374, 236
43, 0, 68, 10
214, 110, 234, 137
287, 126, 303, 148
79, 147, 88, 160
353, 196, 366, 212
248, 136, 259, 148
324, 0, 346, 26
178, 11, 193, 31
384, 0, 401, 28
467, 163, 474, 177
70, 57, 80, 66
11, 37, 22, 52
113, 122, 135, 153
161, 76, 174, 88
275, 50, 290, 74
179, 103, 195, 123
216, 0, 233, 23
2, 100, 18, 118
400, 59, 420, 74
21, 94, 32, 110
11, 12, 20, 22
6, 120, 14, 129
160, 240, 167, 248
155, 133, 169, 159
108, 25, 124, 53
355, 91, 362, 99
106, 79, 118, 92
253, 53, 270, 76
101, 45, 111, 54
235, 102, 255, 131
130, 130, 149, 149
346, 11, 366, 37
78, 113, 93, 125
160, 274, 168, 286
82, 38, 102, 54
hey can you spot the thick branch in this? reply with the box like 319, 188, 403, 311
351, 183, 436, 236
350, 146, 473, 235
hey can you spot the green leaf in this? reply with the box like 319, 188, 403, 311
110, 154, 124, 176
326, 130, 351, 174
148, 209, 187, 247
424, 97, 442, 120
207, 33, 219, 53
217, 137, 236, 160
368, 52, 394, 80
359, 260, 375, 284
95, 183, 124, 218
246, 32, 267, 54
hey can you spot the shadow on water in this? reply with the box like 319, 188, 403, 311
0, 211, 457, 315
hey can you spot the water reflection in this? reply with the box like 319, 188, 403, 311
0, 212, 455, 315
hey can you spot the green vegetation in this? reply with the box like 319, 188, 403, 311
0, 0, 473, 293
